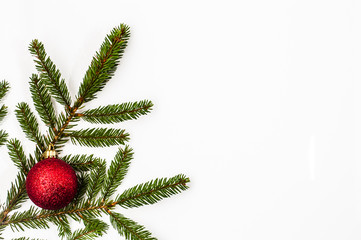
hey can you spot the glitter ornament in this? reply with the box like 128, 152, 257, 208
26, 145, 77, 210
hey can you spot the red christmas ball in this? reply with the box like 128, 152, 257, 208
26, 158, 78, 210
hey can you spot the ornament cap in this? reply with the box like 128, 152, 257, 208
41, 144, 58, 160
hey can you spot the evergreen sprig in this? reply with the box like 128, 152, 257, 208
108, 211, 156, 240
49, 215, 72, 238
86, 161, 106, 201
76, 24, 130, 106
29, 74, 57, 131
62, 154, 104, 172
68, 218, 108, 240
7, 139, 29, 174
116, 174, 190, 209
102, 146, 133, 200
80, 100, 154, 124
0, 24, 189, 240
8, 207, 47, 231
70, 128, 129, 147
29, 40, 72, 108
3, 172, 27, 216
15, 102, 45, 151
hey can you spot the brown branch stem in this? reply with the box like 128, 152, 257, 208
1, 201, 115, 226
52, 106, 79, 145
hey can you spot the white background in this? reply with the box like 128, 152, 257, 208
0, 0, 360, 239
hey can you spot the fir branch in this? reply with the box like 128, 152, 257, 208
0, 105, 8, 123
2, 203, 111, 226
86, 160, 106, 201
116, 174, 190, 209
5, 173, 27, 212
49, 215, 71, 238
73, 173, 89, 205
70, 128, 129, 147
29, 74, 57, 131
107, 210, 156, 240
7, 139, 29, 174
0, 173, 28, 224
0, 143, 35, 229
79, 100, 153, 124
50, 24, 131, 148
102, 146, 133, 200
0, 80, 10, 101
75, 24, 130, 106
68, 218, 108, 240
8, 207, 48, 232
15, 103, 45, 151
29, 40, 72, 108
62, 154, 103, 172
